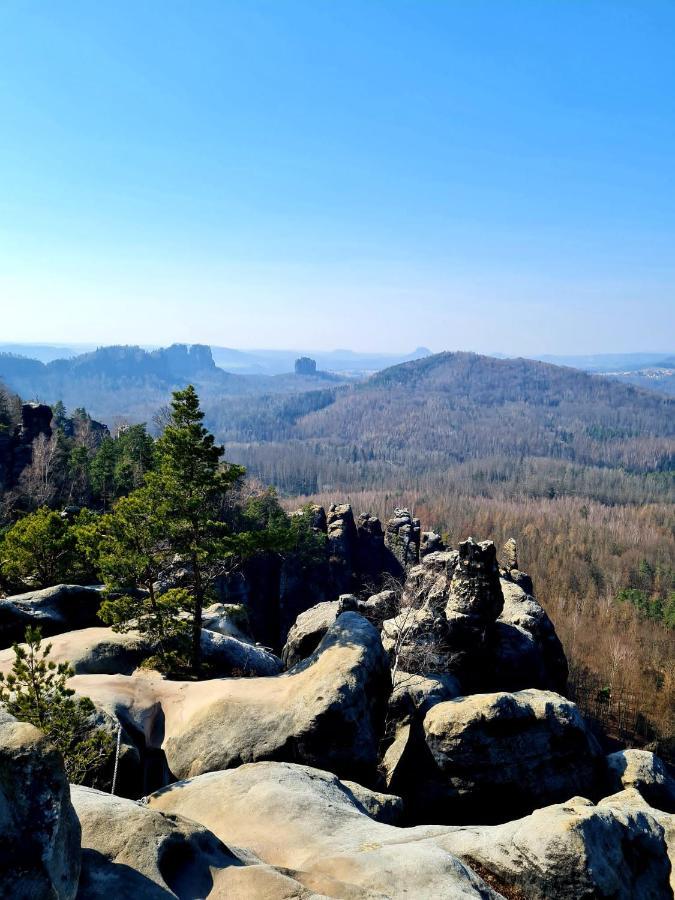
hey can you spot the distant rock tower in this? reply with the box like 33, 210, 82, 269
295, 356, 317, 375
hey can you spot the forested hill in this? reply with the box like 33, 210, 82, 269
214, 351, 674, 502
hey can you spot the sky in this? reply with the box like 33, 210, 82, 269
0, 1, 674, 354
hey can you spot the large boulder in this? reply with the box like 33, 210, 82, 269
200, 629, 283, 677
0, 626, 152, 676
605, 749, 675, 813
0, 584, 103, 646
70, 612, 391, 785
439, 793, 672, 899
146, 761, 501, 899
601, 787, 675, 896
388, 669, 461, 725
202, 602, 253, 642
72, 784, 321, 899
357, 589, 399, 627
281, 599, 341, 667
423, 689, 602, 822
0, 709, 81, 899
282, 592, 399, 668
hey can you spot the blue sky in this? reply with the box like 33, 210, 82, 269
0, 1, 673, 353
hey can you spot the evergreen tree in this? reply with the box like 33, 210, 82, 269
90, 437, 117, 510
0, 507, 77, 587
146, 385, 244, 674
95, 488, 190, 671
0, 626, 113, 785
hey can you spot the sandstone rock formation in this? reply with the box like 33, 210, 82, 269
606, 748, 675, 813
382, 540, 503, 690
72, 784, 321, 899
0, 624, 282, 679
0, 583, 104, 645
147, 761, 501, 899
493, 579, 568, 693
327, 502, 359, 594
0, 709, 81, 899
70, 612, 390, 785
439, 793, 672, 899
382, 540, 564, 694
281, 598, 344, 667
385, 507, 421, 570
423, 688, 602, 822
1, 506, 671, 897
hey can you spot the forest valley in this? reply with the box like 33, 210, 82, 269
0, 374, 673, 775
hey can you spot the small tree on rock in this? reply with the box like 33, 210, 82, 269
0, 626, 113, 785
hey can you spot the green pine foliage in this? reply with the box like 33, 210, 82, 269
144, 385, 246, 674
0, 507, 78, 587
0, 626, 114, 785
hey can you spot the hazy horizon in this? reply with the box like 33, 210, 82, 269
2, 2, 674, 353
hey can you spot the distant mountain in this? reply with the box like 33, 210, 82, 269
531, 352, 674, 372
210, 346, 432, 375
0, 343, 96, 363
0, 344, 350, 424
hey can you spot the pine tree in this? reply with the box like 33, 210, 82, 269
146, 386, 244, 674
0, 626, 113, 785
95, 488, 190, 671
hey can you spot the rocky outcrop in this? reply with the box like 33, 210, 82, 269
382, 540, 565, 695
281, 592, 397, 667
356, 512, 388, 581
0, 709, 81, 899
382, 541, 504, 690
385, 507, 421, 570
147, 761, 501, 899
294, 356, 317, 375
605, 749, 675, 813
493, 579, 568, 693
501, 537, 518, 572
421, 530, 445, 557
601, 788, 675, 896
202, 602, 253, 642
439, 793, 672, 899
326, 502, 359, 594
388, 670, 461, 724
0, 626, 152, 676
71, 612, 391, 785
423, 689, 602, 823
0, 625, 281, 679
0, 584, 104, 645
72, 784, 315, 899
281, 599, 343, 667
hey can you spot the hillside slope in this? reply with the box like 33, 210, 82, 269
216, 352, 674, 501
